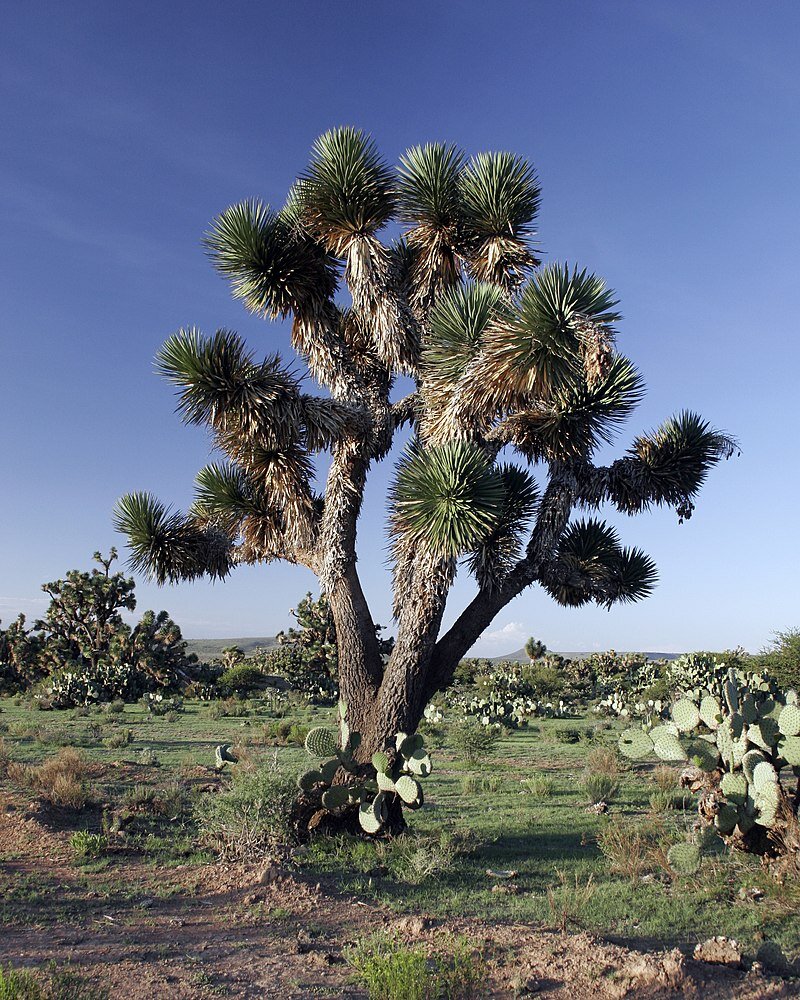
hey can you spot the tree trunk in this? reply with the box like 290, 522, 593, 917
326, 565, 382, 741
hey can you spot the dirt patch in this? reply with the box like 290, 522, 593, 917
1, 789, 797, 998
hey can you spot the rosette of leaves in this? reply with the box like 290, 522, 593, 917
296, 701, 432, 834
618, 669, 800, 860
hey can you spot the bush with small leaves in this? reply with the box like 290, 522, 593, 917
103, 729, 133, 750
347, 933, 485, 1000
522, 773, 555, 799
215, 663, 265, 698
70, 830, 107, 861
197, 761, 298, 859
582, 772, 620, 804
448, 717, 501, 765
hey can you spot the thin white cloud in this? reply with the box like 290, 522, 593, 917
469, 620, 528, 656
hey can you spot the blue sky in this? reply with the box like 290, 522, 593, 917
1, 1, 798, 656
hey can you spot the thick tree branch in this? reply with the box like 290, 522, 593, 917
426, 467, 577, 697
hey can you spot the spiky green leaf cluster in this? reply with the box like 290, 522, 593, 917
544, 518, 657, 608
206, 200, 338, 319
391, 441, 506, 559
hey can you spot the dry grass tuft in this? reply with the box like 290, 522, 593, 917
7, 747, 90, 809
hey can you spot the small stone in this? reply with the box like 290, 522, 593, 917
693, 937, 742, 967
259, 865, 280, 885
394, 915, 428, 935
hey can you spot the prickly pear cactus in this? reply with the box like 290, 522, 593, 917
297, 701, 432, 835
618, 668, 800, 860
667, 842, 701, 875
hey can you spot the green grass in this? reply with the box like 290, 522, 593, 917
2, 696, 799, 961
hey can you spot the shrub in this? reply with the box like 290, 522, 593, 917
12, 749, 90, 809
596, 817, 665, 882
448, 717, 500, 765
585, 746, 624, 777
582, 772, 620, 804
0, 614, 45, 694
70, 831, 107, 861
386, 834, 457, 885
451, 663, 569, 727
545, 869, 596, 931
197, 762, 298, 859
522, 773, 554, 799
136, 747, 159, 767
648, 789, 682, 812
0, 965, 44, 999
553, 727, 581, 744
216, 663, 264, 697
49, 661, 137, 709
347, 934, 484, 1000
755, 628, 800, 690
103, 729, 132, 750
460, 773, 480, 794
452, 658, 492, 686
651, 765, 678, 792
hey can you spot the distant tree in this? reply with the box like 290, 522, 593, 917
0, 615, 44, 692
36, 549, 137, 675
524, 637, 547, 662
218, 645, 246, 670
756, 628, 800, 690
33, 550, 195, 697
114, 127, 737, 791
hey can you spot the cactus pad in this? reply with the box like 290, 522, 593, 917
398, 733, 425, 759
649, 723, 679, 743
672, 698, 700, 732
747, 719, 778, 751
358, 799, 384, 834
699, 695, 722, 729
752, 760, 778, 791
404, 749, 432, 777
214, 744, 238, 769
778, 704, 800, 737
297, 769, 323, 791
714, 803, 739, 834
754, 782, 780, 827
376, 771, 396, 793
667, 842, 701, 875
395, 774, 422, 805
321, 786, 350, 810
740, 692, 758, 725
684, 737, 718, 771
618, 728, 654, 759
372, 751, 389, 774
778, 735, 800, 766
721, 772, 748, 804
742, 749, 766, 785
305, 727, 338, 758
653, 732, 688, 762
319, 757, 341, 784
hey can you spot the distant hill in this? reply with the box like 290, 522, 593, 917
185, 636, 278, 662
491, 648, 681, 663
184, 636, 681, 665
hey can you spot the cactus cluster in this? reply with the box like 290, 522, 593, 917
296, 700, 432, 834
619, 668, 800, 847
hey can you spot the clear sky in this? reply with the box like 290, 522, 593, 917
2, 1, 798, 656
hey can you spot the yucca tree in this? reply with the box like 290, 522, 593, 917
114, 128, 736, 776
